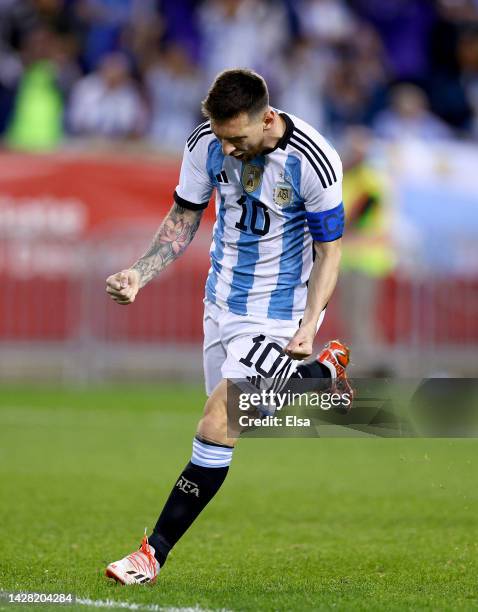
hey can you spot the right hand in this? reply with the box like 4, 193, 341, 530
284, 322, 316, 360
106, 268, 141, 305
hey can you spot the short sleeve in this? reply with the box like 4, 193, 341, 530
174, 123, 214, 211
301, 143, 344, 242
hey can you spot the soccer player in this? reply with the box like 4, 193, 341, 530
105, 69, 351, 585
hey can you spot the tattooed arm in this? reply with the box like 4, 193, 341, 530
132, 203, 203, 287
106, 203, 203, 305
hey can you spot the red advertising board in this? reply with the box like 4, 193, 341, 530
0, 151, 216, 242
0, 151, 215, 342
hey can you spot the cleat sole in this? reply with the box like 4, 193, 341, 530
105, 566, 157, 586
105, 567, 126, 585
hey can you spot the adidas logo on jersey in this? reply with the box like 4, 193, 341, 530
215, 170, 229, 184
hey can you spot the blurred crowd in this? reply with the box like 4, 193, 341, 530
1, 0, 478, 152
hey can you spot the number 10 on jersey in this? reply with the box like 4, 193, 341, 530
235, 195, 270, 236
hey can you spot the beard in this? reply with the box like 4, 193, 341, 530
237, 145, 263, 162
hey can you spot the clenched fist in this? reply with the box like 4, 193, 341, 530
284, 323, 316, 360
106, 269, 140, 305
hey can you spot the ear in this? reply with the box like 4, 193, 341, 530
262, 109, 275, 131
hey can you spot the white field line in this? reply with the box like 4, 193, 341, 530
75, 599, 230, 612
0, 593, 230, 612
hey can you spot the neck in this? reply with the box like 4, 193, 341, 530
263, 110, 286, 150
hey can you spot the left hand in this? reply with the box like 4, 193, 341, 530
284, 324, 316, 360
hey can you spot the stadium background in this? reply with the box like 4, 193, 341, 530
1, 2, 478, 611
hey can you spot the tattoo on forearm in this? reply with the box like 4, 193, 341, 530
132, 203, 203, 287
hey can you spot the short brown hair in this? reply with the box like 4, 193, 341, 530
202, 68, 269, 121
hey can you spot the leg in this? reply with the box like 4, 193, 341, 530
148, 332, 353, 566
106, 380, 235, 584
105, 315, 352, 584
197, 379, 236, 446
148, 379, 235, 565
146, 328, 330, 566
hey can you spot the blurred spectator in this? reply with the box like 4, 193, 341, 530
352, 23, 389, 98
323, 49, 384, 138
1, 0, 477, 149
68, 52, 146, 138
273, 37, 327, 131
298, 0, 356, 46
457, 28, 478, 138
304, 15, 388, 138
374, 83, 452, 141
159, 0, 201, 64
467, 80, 478, 138
323, 57, 366, 137
32, 0, 78, 36
197, 0, 289, 83
0, 0, 38, 134
435, 0, 478, 24
48, 27, 82, 102
339, 126, 395, 348
120, 3, 163, 71
349, 0, 437, 82
5, 27, 64, 151
0, 59, 20, 135
428, 3, 477, 129
146, 43, 203, 152
0, 0, 38, 50
74, 0, 159, 71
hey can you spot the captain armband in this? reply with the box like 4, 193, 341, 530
305, 202, 344, 242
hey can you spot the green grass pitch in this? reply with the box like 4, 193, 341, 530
0, 384, 477, 611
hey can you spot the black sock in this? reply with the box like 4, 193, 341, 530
295, 360, 331, 380
266, 359, 331, 399
149, 438, 232, 566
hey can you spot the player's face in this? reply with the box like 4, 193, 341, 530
211, 111, 268, 162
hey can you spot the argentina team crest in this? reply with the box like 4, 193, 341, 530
273, 182, 292, 207
241, 163, 263, 193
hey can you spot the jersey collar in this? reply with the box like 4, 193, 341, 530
262, 112, 294, 155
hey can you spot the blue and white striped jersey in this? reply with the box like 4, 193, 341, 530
174, 112, 344, 321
